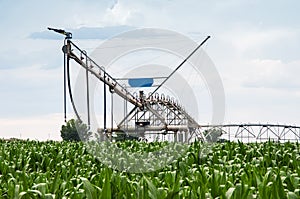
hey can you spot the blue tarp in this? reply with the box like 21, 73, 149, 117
128, 78, 154, 87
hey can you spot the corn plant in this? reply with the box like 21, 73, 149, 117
0, 139, 299, 198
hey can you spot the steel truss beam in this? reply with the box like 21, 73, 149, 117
200, 124, 300, 142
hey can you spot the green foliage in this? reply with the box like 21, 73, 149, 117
204, 128, 223, 142
0, 140, 300, 198
60, 119, 91, 141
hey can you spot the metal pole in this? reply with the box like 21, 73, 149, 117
48, 28, 72, 123
63, 39, 67, 122
111, 91, 114, 141
84, 51, 91, 127
104, 69, 107, 134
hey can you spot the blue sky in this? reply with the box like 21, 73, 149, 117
0, 0, 300, 140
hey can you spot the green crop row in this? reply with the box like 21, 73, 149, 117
0, 140, 299, 198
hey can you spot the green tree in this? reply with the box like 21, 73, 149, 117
60, 119, 92, 141
204, 128, 222, 142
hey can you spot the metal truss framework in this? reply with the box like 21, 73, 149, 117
201, 124, 300, 142
53, 28, 300, 143
116, 92, 205, 142
63, 39, 206, 143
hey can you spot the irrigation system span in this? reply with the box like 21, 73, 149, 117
49, 27, 300, 143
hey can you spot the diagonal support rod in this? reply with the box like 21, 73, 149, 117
118, 36, 210, 127
149, 35, 210, 98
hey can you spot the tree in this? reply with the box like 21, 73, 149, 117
204, 128, 223, 143
60, 119, 92, 141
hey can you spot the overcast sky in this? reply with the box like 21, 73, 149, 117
0, 0, 300, 140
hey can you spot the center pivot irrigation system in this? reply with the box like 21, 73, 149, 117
49, 27, 300, 143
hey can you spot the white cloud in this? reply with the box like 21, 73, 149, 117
219, 27, 298, 56
103, 2, 133, 25
220, 58, 300, 125
243, 59, 300, 89
0, 64, 62, 118
0, 113, 65, 141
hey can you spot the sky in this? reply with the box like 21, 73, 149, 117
0, 0, 300, 140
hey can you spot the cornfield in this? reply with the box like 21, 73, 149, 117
0, 140, 300, 198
